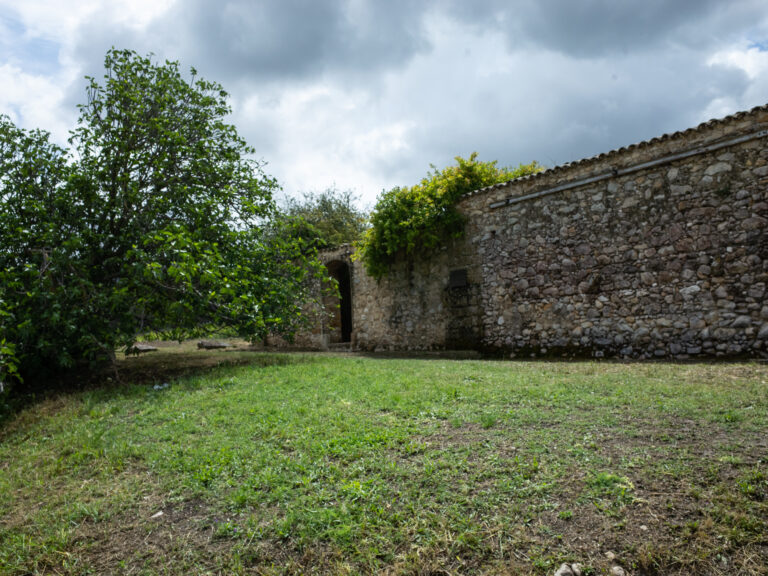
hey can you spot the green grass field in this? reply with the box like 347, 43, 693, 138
1, 350, 766, 575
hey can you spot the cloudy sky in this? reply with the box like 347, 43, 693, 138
1, 1, 768, 207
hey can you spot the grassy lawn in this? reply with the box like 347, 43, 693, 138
1, 350, 766, 575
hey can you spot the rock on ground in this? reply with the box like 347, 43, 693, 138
126, 343, 158, 355
197, 340, 232, 350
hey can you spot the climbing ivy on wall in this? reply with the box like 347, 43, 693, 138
358, 153, 542, 278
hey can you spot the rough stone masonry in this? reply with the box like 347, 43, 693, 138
320, 105, 768, 359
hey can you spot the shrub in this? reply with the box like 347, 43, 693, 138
358, 153, 541, 278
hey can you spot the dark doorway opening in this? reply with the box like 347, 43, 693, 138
326, 261, 352, 343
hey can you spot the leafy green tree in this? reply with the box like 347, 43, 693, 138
0, 116, 73, 386
358, 153, 542, 278
0, 49, 322, 388
279, 188, 368, 250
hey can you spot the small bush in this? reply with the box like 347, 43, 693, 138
358, 153, 541, 278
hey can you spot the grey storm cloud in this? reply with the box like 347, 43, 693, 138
14, 0, 768, 203
497, 0, 732, 56
442, 0, 768, 56
73, 0, 433, 84
70, 0, 768, 87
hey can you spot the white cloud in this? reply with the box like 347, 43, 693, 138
0, 0, 174, 41
233, 83, 416, 204
0, 63, 73, 140
0, 0, 176, 139
704, 44, 768, 118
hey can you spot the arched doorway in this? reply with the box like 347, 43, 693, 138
325, 260, 352, 343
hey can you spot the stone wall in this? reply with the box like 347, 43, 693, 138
327, 105, 768, 358
266, 245, 354, 350
351, 235, 481, 351
463, 106, 768, 358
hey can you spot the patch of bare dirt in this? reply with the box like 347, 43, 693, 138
74, 492, 227, 574
395, 414, 768, 575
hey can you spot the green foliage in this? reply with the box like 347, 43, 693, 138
358, 153, 542, 278
279, 187, 368, 250
586, 471, 635, 510
0, 49, 323, 387
0, 267, 18, 395
0, 337, 20, 393
0, 116, 74, 382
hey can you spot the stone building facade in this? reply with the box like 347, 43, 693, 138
316, 105, 768, 359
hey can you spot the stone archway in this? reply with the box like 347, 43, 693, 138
325, 260, 352, 343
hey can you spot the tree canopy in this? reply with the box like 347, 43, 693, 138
358, 153, 542, 278
279, 188, 368, 250
0, 49, 323, 389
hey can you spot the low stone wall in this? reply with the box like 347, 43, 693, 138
351, 236, 480, 351
264, 246, 354, 350
465, 106, 768, 358
318, 105, 768, 359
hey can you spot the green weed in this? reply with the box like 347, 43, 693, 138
0, 354, 765, 574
